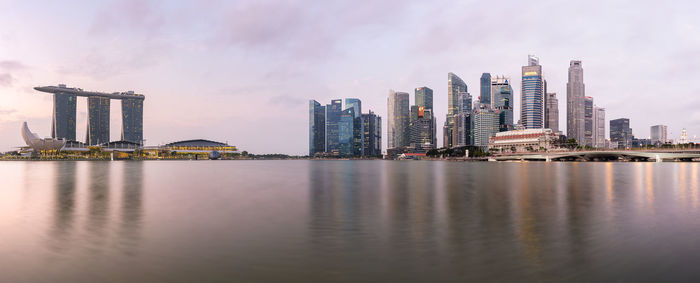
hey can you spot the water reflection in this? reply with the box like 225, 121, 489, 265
119, 162, 143, 255
48, 161, 77, 253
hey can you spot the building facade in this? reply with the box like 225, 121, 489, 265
593, 106, 605, 148
344, 98, 363, 156
650, 125, 668, 146
545, 92, 559, 133
520, 55, 544, 129
325, 99, 343, 155
488, 128, 559, 153
409, 106, 434, 151
415, 87, 435, 147
388, 90, 409, 149
445, 73, 467, 147
491, 76, 513, 132
121, 96, 144, 144
52, 89, 77, 141
610, 118, 632, 149
86, 96, 110, 145
480, 73, 491, 107
362, 111, 382, 156
309, 100, 326, 156
338, 108, 355, 156
471, 102, 499, 149
584, 96, 594, 146
567, 60, 585, 144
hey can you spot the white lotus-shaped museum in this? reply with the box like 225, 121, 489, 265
21, 122, 66, 152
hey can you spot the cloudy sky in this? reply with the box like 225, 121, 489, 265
1, 0, 699, 154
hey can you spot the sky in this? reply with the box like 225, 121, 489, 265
1, 0, 699, 155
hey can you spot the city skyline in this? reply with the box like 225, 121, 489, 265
1, 0, 699, 155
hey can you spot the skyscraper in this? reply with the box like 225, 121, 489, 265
344, 98, 363, 156
415, 86, 435, 148
520, 55, 544, 129
362, 111, 382, 156
309, 100, 326, 156
545, 93, 559, 133
121, 96, 144, 144
338, 108, 355, 156
491, 76, 513, 132
593, 106, 605, 148
480, 73, 491, 107
567, 60, 585, 144
445, 73, 467, 147
325, 99, 342, 155
86, 96, 110, 145
388, 90, 409, 149
52, 87, 77, 141
584, 96, 594, 146
452, 91, 472, 146
471, 102, 499, 149
409, 106, 434, 151
650, 125, 668, 146
610, 118, 632, 149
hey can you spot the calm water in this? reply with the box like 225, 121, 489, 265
1, 161, 700, 282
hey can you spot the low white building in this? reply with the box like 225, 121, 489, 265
488, 128, 559, 153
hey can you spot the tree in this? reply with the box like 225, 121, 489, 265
565, 138, 579, 149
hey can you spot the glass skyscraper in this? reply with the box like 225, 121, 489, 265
388, 90, 409, 149
480, 73, 491, 107
52, 89, 77, 141
545, 92, 559, 133
520, 55, 544, 129
309, 100, 326, 156
338, 108, 355, 156
491, 76, 513, 132
445, 73, 467, 148
121, 96, 144, 144
567, 60, 585, 144
362, 111, 381, 156
415, 87, 433, 111
86, 96, 110, 145
409, 106, 433, 151
344, 98, 363, 156
610, 118, 632, 149
471, 102, 499, 149
584, 96, 594, 146
325, 99, 342, 155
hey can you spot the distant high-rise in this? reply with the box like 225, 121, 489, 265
545, 93, 559, 133
388, 90, 409, 149
584, 96, 594, 146
452, 91, 472, 146
325, 99, 342, 155
338, 108, 355, 156
51, 86, 77, 141
610, 118, 632, 149
650, 125, 668, 146
415, 86, 435, 147
362, 111, 382, 156
567, 60, 585, 144
409, 106, 434, 151
344, 98, 363, 156
593, 107, 605, 147
86, 96, 110, 145
309, 100, 326, 156
480, 73, 491, 107
520, 55, 544, 129
471, 102, 499, 149
121, 95, 144, 144
445, 73, 467, 147
415, 87, 433, 111
491, 76, 513, 132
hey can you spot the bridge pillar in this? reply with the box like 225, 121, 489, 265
545, 155, 551, 162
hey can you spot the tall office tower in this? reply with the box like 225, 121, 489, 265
471, 102, 499, 149
415, 86, 434, 147
446, 73, 467, 147
86, 96, 110, 145
680, 128, 689, 144
610, 118, 632, 149
121, 96, 144, 144
409, 106, 434, 151
520, 55, 544, 129
52, 87, 77, 141
388, 90, 409, 149
480, 73, 491, 107
338, 108, 355, 156
415, 87, 433, 111
309, 100, 326, 156
544, 93, 559, 133
362, 111, 382, 156
584, 96, 594, 146
325, 99, 342, 155
593, 107, 605, 148
567, 60, 585, 144
345, 98, 363, 156
452, 91, 472, 146
650, 125, 668, 146
491, 76, 514, 132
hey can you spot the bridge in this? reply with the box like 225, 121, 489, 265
492, 150, 700, 162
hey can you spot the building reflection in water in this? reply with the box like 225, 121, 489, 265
48, 161, 78, 253
119, 161, 144, 255
85, 162, 111, 253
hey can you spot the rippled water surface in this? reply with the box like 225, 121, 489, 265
2, 161, 700, 282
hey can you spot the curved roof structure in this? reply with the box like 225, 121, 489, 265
164, 139, 230, 147
34, 85, 145, 100
22, 122, 66, 151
